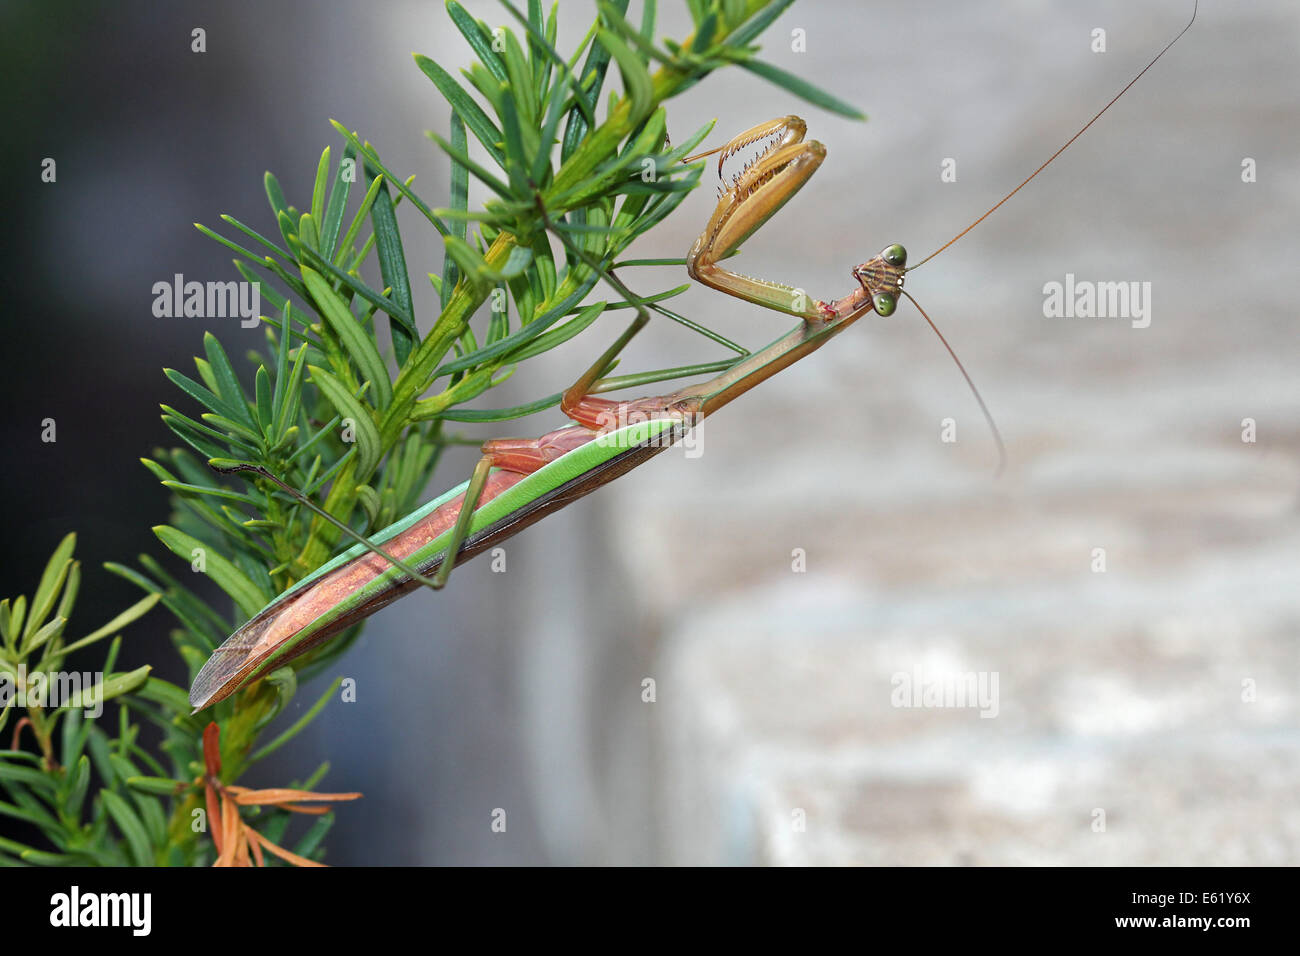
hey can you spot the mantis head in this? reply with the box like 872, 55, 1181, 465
853, 243, 907, 316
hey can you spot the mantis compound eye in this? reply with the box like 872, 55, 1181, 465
882, 244, 907, 267
873, 292, 897, 316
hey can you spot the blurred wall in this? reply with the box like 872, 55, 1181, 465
3, 0, 1297, 864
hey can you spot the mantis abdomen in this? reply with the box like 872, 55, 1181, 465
189, 418, 679, 709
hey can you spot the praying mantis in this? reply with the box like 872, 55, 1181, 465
188, 4, 1197, 711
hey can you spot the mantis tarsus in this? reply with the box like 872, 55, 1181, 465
188, 3, 1197, 711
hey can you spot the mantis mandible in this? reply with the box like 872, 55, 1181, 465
189, 4, 1196, 711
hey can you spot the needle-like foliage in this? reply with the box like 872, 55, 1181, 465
1, 0, 861, 865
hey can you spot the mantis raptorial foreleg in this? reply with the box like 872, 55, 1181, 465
685, 115, 907, 323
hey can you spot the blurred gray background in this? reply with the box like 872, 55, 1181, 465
3, 0, 1296, 864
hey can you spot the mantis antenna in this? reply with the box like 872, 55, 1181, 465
908, 1, 1198, 273
894, 1, 1197, 474
901, 288, 1007, 476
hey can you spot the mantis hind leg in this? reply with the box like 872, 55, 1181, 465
686, 115, 831, 321
481, 312, 683, 472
